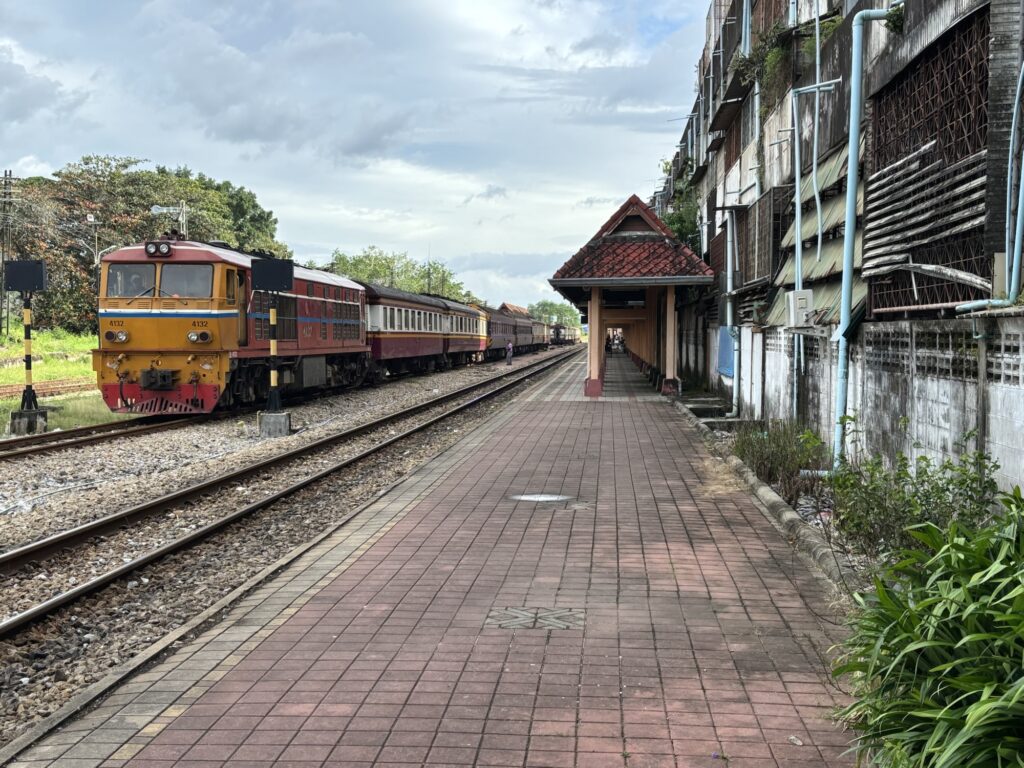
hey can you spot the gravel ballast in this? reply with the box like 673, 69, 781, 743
0, 348, 566, 551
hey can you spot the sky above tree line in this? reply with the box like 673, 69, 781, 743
0, 0, 704, 307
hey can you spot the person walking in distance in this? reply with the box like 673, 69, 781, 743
506, 340, 514, 366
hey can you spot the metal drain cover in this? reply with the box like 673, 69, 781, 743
511, 494, 572, 503
485, 607, 585, 630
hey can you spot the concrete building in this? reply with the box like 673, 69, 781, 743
646, 0, 1024, 490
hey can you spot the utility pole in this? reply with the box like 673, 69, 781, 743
1, 171, 18, 337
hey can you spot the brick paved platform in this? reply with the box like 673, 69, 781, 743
13, 354, 852, 768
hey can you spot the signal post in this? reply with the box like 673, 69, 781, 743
252, 258, 293, 438
6, 260, 48, 435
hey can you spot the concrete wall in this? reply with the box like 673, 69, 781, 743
742, 316, 1024, 492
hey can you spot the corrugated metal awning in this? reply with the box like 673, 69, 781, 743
774, 231, 863, 287
763, 278, 868, 327
799, 143, 851, 203
781, 184, 864, 248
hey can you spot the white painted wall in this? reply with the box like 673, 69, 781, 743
723, 318, 1024, 492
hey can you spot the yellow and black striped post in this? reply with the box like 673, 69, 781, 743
20, 293, 39, 412
267, 291, 281, 411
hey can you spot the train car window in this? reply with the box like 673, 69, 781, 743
160, 264, 212, 298
404, 309, 410, 329
278, 295, 298, 340
418, 312, 423, 331
306, 282, 314, 297
107, 263, 155, 297
388, 307, 395, 329
226, 270, 237, 304
253, 291, 269, 340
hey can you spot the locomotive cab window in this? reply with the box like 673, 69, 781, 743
161, 264, 213, 298
107, 263, 156, 298
226, 270, 236, 304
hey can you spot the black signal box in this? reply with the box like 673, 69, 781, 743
4, 260, 48, 292
252, 259, 294, 292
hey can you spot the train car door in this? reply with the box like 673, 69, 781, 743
232, 269, 249, 346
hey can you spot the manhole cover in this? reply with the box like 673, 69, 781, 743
510, 494, 573, 503
485, 607, 585, 630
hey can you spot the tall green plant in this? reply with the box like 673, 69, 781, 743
831, 437, 999, 558
836, 488, 1024, 767
733, 421, 827, 504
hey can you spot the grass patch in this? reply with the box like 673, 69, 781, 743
0, 391, 133, 435
0, 322, 95, 385
0, 355, 92, 386
0, 323, 96, 359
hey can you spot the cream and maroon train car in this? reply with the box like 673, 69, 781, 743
361, 284, 486, 378
94, 239, 368, 414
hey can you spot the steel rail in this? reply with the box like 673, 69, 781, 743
0, 348, 581, 637
0, 416, 202, 461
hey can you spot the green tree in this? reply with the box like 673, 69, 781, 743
657, 160, 701, 253
528, 300, 580, 327
7, 155, 293, 332
325, 247, 476, 303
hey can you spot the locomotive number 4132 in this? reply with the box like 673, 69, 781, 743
191, 320, 209, 327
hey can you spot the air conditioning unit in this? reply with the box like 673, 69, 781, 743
786, 289, 814, 327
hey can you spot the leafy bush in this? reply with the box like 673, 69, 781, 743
801, 16, 843, 60
733, 421, 827, 504
835, 488, 1024, 767
832, 438, 998, 558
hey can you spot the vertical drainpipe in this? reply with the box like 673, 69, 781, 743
726, 210, 741, 417
832, 3, 900, 467
811, 0, 824, 262
791, 91, 804, 420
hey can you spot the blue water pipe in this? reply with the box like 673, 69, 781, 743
832, 2, 902, 468
956, 59, 1024, 312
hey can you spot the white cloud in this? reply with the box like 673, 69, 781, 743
1, 0, 706, 307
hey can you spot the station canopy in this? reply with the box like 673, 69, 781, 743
549, 194, 713, 305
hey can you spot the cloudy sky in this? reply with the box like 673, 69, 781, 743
1, 0, 704, 307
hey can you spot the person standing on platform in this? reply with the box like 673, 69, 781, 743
506, 340, 514, 365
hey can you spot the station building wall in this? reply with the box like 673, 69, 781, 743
696, 317, 1024, 492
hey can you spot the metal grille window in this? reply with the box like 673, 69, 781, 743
867, 7, 991, 315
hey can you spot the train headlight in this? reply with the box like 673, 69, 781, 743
187, 331, 213, 344
187, 331, 200, 343
157, 242, 172, 256
105, 330, 130, 343
145, 242, 158, 256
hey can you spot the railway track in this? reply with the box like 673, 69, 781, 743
0, 415, 199, 461
0, 377, 93, 400
0, 347, 581, 637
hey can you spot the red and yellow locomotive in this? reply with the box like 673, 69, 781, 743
93, 239, 368, 414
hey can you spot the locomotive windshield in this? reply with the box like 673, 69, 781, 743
161, 264, 213, 298
107, 264, 155, 297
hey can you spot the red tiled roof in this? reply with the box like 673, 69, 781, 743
499, 302, 530, 316
552, 194, 711, 281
